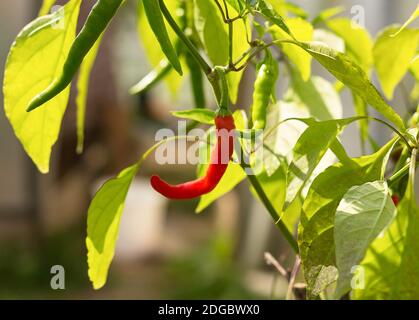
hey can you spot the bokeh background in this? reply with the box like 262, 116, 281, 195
0, 0, 417, 299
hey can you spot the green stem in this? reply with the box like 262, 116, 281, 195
159, 0, 298, 254
245, 170, 299, 254
158, 0, 211, 75
388, 163, 410, 186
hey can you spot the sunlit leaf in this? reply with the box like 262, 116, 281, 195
3, 0, 81, 173
299, 41, 405, 131
334, 181, 396, 298
270, 18, 313, 81
171, 108, 215, 124
312, 6, 344, 26
373, 26, 419, 100
353, 152, 419, 299
196, 163, 246, 213
76, 34, 103, 154
298, 138, 397, 298
87, 163, 139, 289
392, 4, 419, 36
326, 18, 373, 71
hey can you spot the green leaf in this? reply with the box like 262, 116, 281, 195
142, 0, 182, 75
253, 0, 292, 36
86, 163, 139, 289
137, 0, 183, 95
286, 118, 361, 207
38, 0, 56, 16
298, 138, 397, 298
373, 26, 419, 99
76, 34, 103, 154
287, 72, 343, 121
194, 0, 250, 103
312, 6, 344, 26
334, 181, 396, 299
312, 29, 345, 52
270, 17, 313, 81
326, 18, 373, 71
171, 109, 215, 124
353, 153, 419, 299
3, 0, 81, 173
410, 55, 419, 80
86, 136, 185, 289
196, 163, 246, 213
392, 4, 419, 36
299, 41, 405, 131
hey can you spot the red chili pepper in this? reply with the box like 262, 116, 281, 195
391, 195, 399, 206
150, 114, 235, 199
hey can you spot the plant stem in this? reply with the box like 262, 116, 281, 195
388, 162, 412, 186
159, 0, 211, 75
244, 166, 299, 253
160, 0, 298, 253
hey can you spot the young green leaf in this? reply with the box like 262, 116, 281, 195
171, 109, 215, 124
410, 55, 419, 80
299, 42, 405, 131
143, 0, 183, 75
287, 72, 342, 121
312, 6, 344, 26
76, 34, 103, 154
353, 151, 419, 299
298, 138, 397, 298
286, 118, 362, 208
86, 163, 139, 289
196, 163, 246, 213
3, 0, 81, 173
38, 0, 56, 16
334, 181, 396, 299
250, 0, 292, 37
373, 26, 419, 100
326, 18, 373, 71
270, 18, 313, 81
392, 4, 419, 36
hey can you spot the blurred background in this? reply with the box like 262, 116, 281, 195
0, 0, 417, 299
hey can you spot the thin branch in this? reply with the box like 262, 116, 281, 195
264, 252, 288, 278
286, 255, 301, 300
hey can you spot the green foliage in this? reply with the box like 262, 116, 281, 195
3, 0, 419, 298
76, 35, 103, 154
334, 181, 396, 298
86, 163, 139, 289
171, 108, 215, 124
270, 17, 313, 81
300, 42, 406, 131
353, 153, 419, 299
142, 0, 183, 75
373, 26, 419, 99
3, 0, 81, 173
298, 138, 397, 298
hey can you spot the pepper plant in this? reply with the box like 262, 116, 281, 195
2, 0, 419, 299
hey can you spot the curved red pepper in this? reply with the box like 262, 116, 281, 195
150, 114, 235, 199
